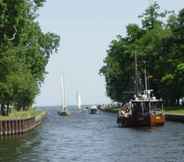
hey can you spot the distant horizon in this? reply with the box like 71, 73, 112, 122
36, 103, 111, 107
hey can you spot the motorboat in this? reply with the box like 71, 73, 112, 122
117, 53, 165, 127
89, 105, 98, 114
117, 90, 165, 127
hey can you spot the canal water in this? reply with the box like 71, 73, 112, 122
0, 107, 184, 162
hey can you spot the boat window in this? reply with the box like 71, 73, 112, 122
132, 102, 142, 113
150, 102, 162, 111
143, 102, 149, 113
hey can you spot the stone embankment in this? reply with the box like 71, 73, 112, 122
165, 114, 184, 123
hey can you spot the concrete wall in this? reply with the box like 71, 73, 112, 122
165, 114, 184, 123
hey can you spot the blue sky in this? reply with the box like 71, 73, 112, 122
35, 0, 184, 106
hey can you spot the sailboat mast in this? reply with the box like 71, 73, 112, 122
134, 52, 138, 96
61, 76, 66, 112
77, 91, 81, 110
144, 63, 148, 92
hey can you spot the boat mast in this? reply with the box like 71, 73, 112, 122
77, 91, 81, 110
134, 52, 139, 96
61, 75, 66, 112
144, 62, 148, 92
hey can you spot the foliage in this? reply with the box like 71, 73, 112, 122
0, 108, 44, 120
100, 1, 184, 106
0, 0, 60, 115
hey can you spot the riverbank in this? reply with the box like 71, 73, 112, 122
0, 108, 47, 135
164, 106, 184, 122
100, 107, 119, 113
101, 106, 184, 123
101, 106, 184, 114
0, 108, 46, 120
164, 106, 184, 115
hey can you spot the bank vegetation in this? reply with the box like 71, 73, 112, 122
0, 0, 60, 116
100, 1, 184, 106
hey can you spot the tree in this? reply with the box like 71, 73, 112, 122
0, 0, 60, 115
100, 1, 184, 105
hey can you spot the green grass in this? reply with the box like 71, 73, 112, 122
104, 106, 184, 115
103, 107, 119, 113
164, 106, 184, 111
0, 108, 45, 121
103, 106, 184, 116
164, 106, 184, 115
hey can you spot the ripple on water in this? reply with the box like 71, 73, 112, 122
0, 107, 184, 162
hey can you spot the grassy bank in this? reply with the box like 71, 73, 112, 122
0, 108, 46, 121
102, 107, 119, 113
164, 106, 184, 115
102, 106, 184, 115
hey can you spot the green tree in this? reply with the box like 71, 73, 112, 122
0, 0, 60, 115
100, 1, 184, 105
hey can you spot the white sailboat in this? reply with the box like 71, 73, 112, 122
58, 75, 69, 116
76, 92, 82, 110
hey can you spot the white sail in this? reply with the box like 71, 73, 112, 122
77, 92, 81, 110
61, 76, 67, 112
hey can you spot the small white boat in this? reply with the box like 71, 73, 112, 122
89, 105, 98, 114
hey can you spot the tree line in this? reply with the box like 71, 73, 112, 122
0, 0, 60, 115
100, 1, 184, 106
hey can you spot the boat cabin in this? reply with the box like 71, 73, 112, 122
117, 90, 165, 127
131, 100, 163, 115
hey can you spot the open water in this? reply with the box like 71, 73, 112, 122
0, 106, 184, 162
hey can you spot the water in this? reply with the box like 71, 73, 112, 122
0, 107, 184, 162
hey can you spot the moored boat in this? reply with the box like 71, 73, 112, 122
117, 53, 165, 127
89, 105, 98, 114
117, 90, 165, 127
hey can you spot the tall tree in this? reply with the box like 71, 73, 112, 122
100, 1, 184, 106
0, 0, 60, 114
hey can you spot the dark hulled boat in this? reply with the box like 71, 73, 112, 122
117, 90, 165, 127
117, 53, 165, 127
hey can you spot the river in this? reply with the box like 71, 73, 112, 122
0, 106, 184, 162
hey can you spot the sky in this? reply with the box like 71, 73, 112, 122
35, 0, 184, 106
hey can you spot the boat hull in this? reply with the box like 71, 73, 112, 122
57, 111, 70, 116
150, 113, 165, 126
117, 113, 165, 127
89, 109, 97, 114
